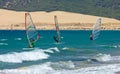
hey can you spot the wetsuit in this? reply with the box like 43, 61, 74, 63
90, 35, 93, 40
29, 34, 40, 48
29, 38, 36, 48
53, 36, 60, 43
31, 41, 35, 48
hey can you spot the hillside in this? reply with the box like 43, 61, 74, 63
0, 0, 120, 20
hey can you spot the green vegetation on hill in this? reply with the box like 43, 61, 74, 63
0, 0, 120, 20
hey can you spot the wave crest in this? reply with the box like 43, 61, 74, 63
0, 49, 49, 63
92, 53, 111, 62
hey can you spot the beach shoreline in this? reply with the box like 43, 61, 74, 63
0, 9, 120, 30
0, 23, 119, 30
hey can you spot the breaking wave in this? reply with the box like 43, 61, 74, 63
0, 47, 61, 63
91, 53, 120, 63
1, 62, 120, 74
62, 47, 69, 50
92, 53, 111, 62
0, 49, 49, 63
43, 47, 60, 53
51, 61, 75, 70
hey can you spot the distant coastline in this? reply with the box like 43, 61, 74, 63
0, 9, 120, 30
0, 23, 120, 30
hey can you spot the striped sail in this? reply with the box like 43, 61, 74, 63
92, 18, 102, 40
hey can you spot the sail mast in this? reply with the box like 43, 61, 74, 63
53, 15, 60, 43
25, 12, 40, 48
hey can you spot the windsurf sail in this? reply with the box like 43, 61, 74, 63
25, 13, 40, 48
91, 18, 102, 40
53, 15, 60, 43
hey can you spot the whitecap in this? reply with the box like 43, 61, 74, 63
51, 61, 75, 70
0, 49, 49, 63
1, 62, 120, 74
113, 45, 118, 48
0, 43, 8, 46
92, 53, 111, 62
43, 49, 54, 53
62, 47, 69, 50
14, 38, 22, 41
48, 47, 60, 52
43, 47, 60, 53
0, 39, 7, 41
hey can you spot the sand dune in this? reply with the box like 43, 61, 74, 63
0, 9, 120, 30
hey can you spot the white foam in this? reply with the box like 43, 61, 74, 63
113, 45, 118, 48
0, 39, 7, 41
0, 62, 54, 74
1, 62, 120, 74
93, 54, 120, 62
51, 61, 75, 70
0, 43, 8, 46
44, 47, 60, 53
50, 47, 60, 52
110, 45, 120, 48
43, 49, 54, 53
99, 45, 120, 48
61, 37, 64, 39
92, 53, 111, 62
0, 49, 49, 63
111, 56, 120, 61
62, 47, 69, 50
14, 38, 22, 40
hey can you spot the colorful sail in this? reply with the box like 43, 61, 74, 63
53, 15, 60, 43
25, 13, 40, 48
91, 18, 102, 40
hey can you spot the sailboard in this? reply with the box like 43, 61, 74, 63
90, 18, 102, 40
25, 13, 40, 48
53, 15, 61, 43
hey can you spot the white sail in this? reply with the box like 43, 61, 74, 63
92, 18, 102, 40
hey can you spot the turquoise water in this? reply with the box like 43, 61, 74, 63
0, 30, 120, 73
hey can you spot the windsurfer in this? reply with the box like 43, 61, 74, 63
53, 35, 60, 43
29, 34, 40, 48
30, 38, 35, 48
90, 34, 94, 40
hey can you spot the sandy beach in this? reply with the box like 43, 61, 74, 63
0, 9, 120, 30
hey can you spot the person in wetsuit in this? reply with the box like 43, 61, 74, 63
53, 35, 60, 43
90, 34, 94, 40
29, 34, 40, 48
30, 38, 36, 48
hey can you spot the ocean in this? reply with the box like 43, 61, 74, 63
0, 30, 120, 74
